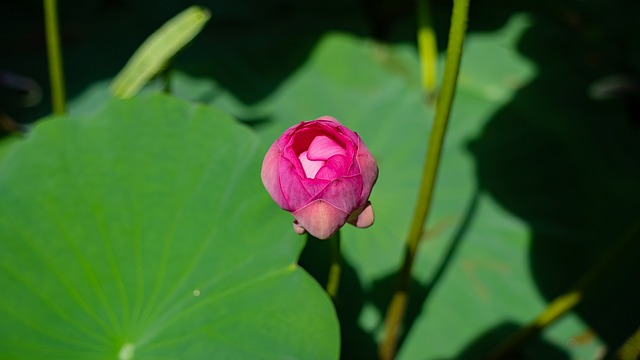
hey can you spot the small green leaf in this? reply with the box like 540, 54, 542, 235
111, 6, 211, 99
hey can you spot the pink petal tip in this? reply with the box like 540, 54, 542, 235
293, 221, 307, 235
347, 201, 374, 228
292, 200, 348, 239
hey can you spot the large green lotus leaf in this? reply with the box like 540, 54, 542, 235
0, 135, 21, 161
0, 94, 339, 359
213, 15, 611, 359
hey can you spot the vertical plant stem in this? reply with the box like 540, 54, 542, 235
417, 0, 438, 99
326, 230, 341, 300
161, 62, 172, 94
379, 0, 469, 359
43, 0, 66, 114
488, 221, 640, 359
616, 325, 640, 360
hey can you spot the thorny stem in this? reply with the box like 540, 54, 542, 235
378, 0, 470, 358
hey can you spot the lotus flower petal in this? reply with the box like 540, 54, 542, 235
355, 139, 378, 204
298, 151, 325, 178
292, 200, 349, 239
307, 135, 346, 161
316, 116, 342, 125
261, 142, 289, 209
277, 158, 312, 211
287, 127, 315, 150
301, 178, 331, 197
261, 116, 378, 238
293, 221, 307, 235
282, 141, 307, 179
315, 154, 349, 181
312, 175, 362, 213
347, 201, 374, 228
276, 122, 302, 150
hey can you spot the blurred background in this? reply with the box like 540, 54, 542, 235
1, 0, 639, 358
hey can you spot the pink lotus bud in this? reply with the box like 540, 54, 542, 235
261, 116, 379, 239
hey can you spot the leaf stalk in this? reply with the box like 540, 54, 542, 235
43, 0, 66, 114
326, 230, 341, 300
379, 0, 470, 358
488, 220, 640, 359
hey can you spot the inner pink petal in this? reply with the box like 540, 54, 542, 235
298, 151, 325, 179
315, 154, 349, 181
307, 135, 346, 161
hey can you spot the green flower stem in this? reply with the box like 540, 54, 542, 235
488, 220, 640, 359
325, 230, 341, 300
616, 325, 640, 360
379, 0, 469, 358
417, 0, 438, 99
43, 0, 66, 115
162, 63, 172, 94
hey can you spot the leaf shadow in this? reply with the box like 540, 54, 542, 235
299, 188, 481, 359
0, 0, 515, 126
467, 0, 640, 354
369, 188, 482, 354
298, 234, 378, 359
451, 321, 571, 360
